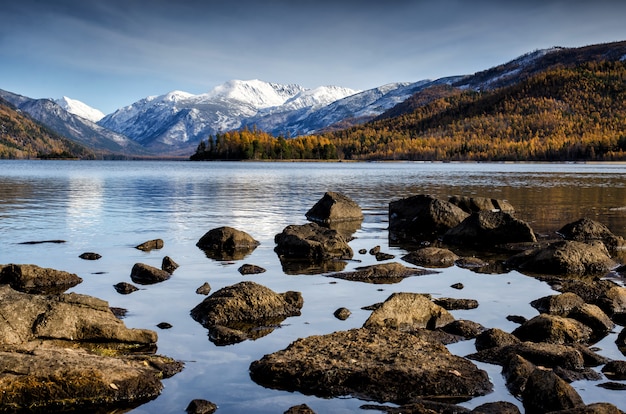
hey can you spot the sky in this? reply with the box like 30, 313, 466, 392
2, 0, 626, 115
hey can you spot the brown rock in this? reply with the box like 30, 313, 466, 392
305, 191, 363, 224
328, 262, 437, 284
196, 226, 260, 261
161, 256, 179, 274
238, 264, 266, 275
443, 211, 536, 247
512, 314, 593, 345
558, 217, 625, 253
79, 252, 101, 260
602, 360, 626, 380
186, 399, 218, 414
130, 262, 171, 285
448, 195, 515, 214
249, 327, 492, 404
474, 328, 521, 352
521, 368, 584, 413
284, 404, 316, 414
364, 292, 455, 331
274, 222, 352, 261
402, 247, 460, 268
0, 263, 82, 294
135, 238, 164, 251
531, 292, 585, 316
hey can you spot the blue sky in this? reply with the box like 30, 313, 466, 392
2, 0, 626, 115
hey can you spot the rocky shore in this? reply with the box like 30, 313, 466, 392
2, 191, 626, 413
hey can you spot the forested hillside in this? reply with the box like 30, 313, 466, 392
191, 60, 626, 161
0, 99, 95, 159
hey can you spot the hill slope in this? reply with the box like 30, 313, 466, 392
0, 98, 95, 159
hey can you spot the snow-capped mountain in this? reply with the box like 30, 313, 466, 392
98, 80, 356, 151
55, 96, 105, 122
0, 89, 148, 156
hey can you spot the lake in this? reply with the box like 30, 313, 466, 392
0, 160, 625, 413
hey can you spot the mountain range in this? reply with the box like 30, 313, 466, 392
2, 40, 626, 158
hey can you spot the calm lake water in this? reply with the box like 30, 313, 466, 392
0, 160, 625, 413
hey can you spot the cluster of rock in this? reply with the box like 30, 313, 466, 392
3, 190, 626, 413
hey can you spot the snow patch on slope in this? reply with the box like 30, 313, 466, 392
55, 96, 105, 122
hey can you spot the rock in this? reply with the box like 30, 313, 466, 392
521, 368, 584, 413
389, 194, 470, 242
0, 263, 82, 294
598, 286, 626, 317
284, 404, 316, 414
186, 399, 218, 414
369, 245, 381, 255
512, 314, 593, 345
157, 322, 172, 329
531, 292, 585, 316
161, 256, 179, 274
433, 297, 479, 310
358, 248, 367, 254
361, 400, 471, 413
402, 247, 460, 268
502, 353, 535, 397
238, 264, 266, 275
274, 222, 353, 261
558, 217, 626, 253
333, 307, 351, 320
469, 341, 586, 371
190, 281, 303, 346
569, 303, 615, 341
440, 319, 485, 339
113, 282, 139, 294
455, 256, 490, 269
474, 328, 521, 352
130, 262, 171, 285
448, 195, 515, 214
135, 238, 164, 251
375, 251, 395, 261
547, 403, 625, 413
450, 282, 464, 289
442, 211, 536, 247
0, 346, 182, 412
471, 401, 521, 414
617, 327, 626, 354
505, 240, 615, 277
305, 191, 363, 224
602, 360, 626, 380
249, 327, 492, 404
363, 292, 455, 331
328, 262, 437, 284
195, 282, 211, 295
196, 226, 260, 261
79, 252, 101, 260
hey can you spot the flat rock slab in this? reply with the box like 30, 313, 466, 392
0, 346, 182, 411
328, 262, 437, 284
0, 263, 82, 294
249, 327, 492, 404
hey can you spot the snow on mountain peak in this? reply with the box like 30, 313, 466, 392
55, 96, 105, 122
201, 79, 305, 108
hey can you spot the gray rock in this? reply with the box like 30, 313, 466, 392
249, 327, 492, 404
0, 263, 82, 294
190, 281, 303, 346
443, 211, 536, 247
130, 262, 171, 285
196, 226, 260, 261
389, 194, 470, 242
305, 191, 363, 224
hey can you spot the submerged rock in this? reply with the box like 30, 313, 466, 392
249, 327, 492, 404
402, 247, 460, 268
196, 226, 260, 261
448, 195, 515, 214
135, 238, 164, 252
79, 252, 102, 260
328, 262, 437, 284
190, 281, 303, 346
0, 263, 82, 294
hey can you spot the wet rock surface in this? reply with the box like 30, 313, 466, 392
135, 238, 164, 252
448, 195, 516, 214
249, 327, 492, 404
305, 191, 363, 224
196, 226, 260, 261
328, 262, 437, 284
0, 263, 82, 294
401, 246, 460, 268
443, 210, 537, 247
190, 281, 303, 345
363, 292, 455, 331
130, 262, 172, 285
0, 285, 182, 412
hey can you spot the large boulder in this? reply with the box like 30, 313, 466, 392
190, 281, 303, 346
328, 262, 437, 284
505, 240, 616, 277
389, 194, 469, 242
0, 264, 82, 294
249, 327, 492, 404
196, 226, 260, 261
305, 191, 363, 224
442, 211, 536, 248
521, 368, 584, 413
274, 222, 353, 261
512, 314, 593, 345
130, 262, 171, 285
363, 292, 455, 331
558, 218, 625, 253
448, 195, 515, 214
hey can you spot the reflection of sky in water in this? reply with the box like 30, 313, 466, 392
1, 160, 625, 413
